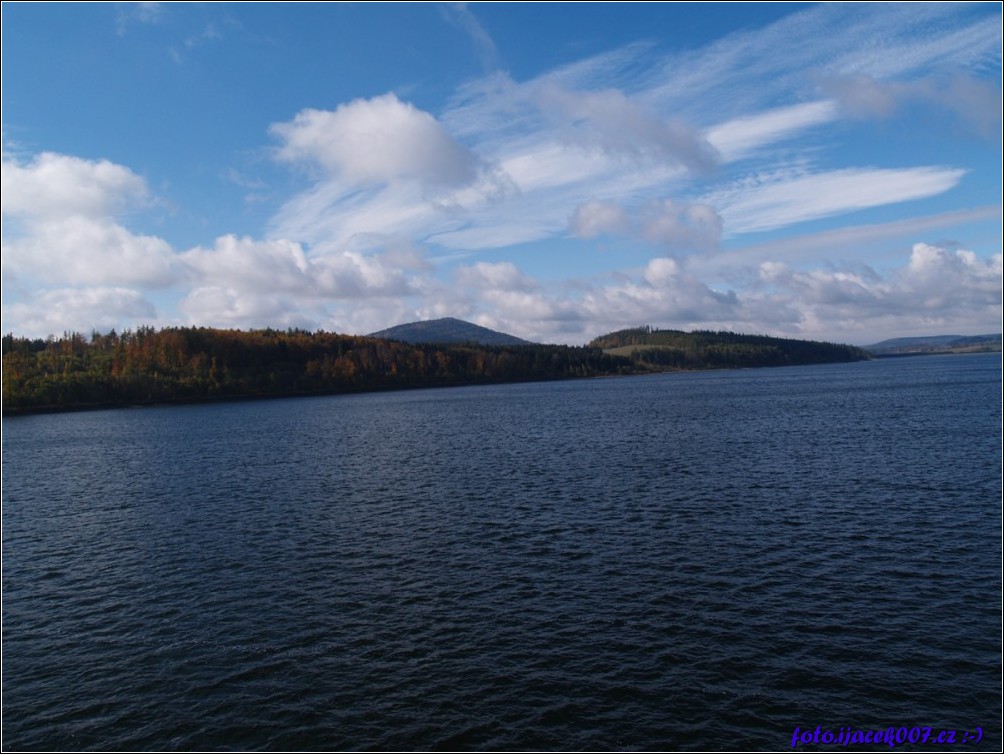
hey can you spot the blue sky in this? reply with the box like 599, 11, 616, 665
2, 2, 1001, 344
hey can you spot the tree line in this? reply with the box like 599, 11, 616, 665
1, 327, 635, 414
588, 327, 870, 370
2, 325, 871, 414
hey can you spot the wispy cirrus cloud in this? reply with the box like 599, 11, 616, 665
694, 205, 1003, 275
441, 2, 501, 73
267, 4, 997, 259
115, 1, 164, 36
705, 166, 969, 236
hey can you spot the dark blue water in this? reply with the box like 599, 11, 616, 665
3, 354, 1001, 751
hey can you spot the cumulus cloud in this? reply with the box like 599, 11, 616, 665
178, 285, 319, 331
1, 151, 177, 289
178, 235, 421, 307
5, 4, 998, 346
168, 233, 438, 331
427, 254, 743, 344
582, 260, 738, 327
536, 84, 720, 173
901, 242, 1003, 306
271, 94, 483, 189
643, 257, 682, 287
267, 94, 521, 253
1, 152, 152, 219
642, 200, 722, 251
752, 242, 1002, 339
311, 250, 418, 298
2, 287, 158, 338
3, 216, 176, 287
431, 240, 1001, 346
180, 235, 312, 294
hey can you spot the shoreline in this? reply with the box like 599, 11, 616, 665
0, 356, 885, 418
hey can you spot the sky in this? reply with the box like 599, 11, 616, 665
1, 2, 1001, 345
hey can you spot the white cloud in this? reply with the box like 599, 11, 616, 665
749, 243, 1002, 340
707, 166, 967, 235
181, 235, 311, 294
699, 205, 1002, 273
642, 2, 1001, 120
642, 200, 722, 252
569, 200, 631, 239
901, 242, 1003, 305
455, 261, 537, 292
705, 101, 838, 163
116, 2, 164, 36
581, 264, 739, 330
569, 198, 722, 253
4, 4, 999, 347
311, 250, 418, 298
821, 72, 1002, 139
270, 93, 483, 189
536, 84, 720, 173
178, 286, 318, 331
1, 152, 177, 289
425, 240, 1002, 346
2, 287, 158, 338
179, 234, 423, 308
442, 2, 501, 72
267, 94, 520, 253
1, 152, 151, 219
3, 216, 176, 287
642, 257, 681, 287
265, 5, 998, 262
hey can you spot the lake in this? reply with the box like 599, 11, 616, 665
2, 354, 1001, 751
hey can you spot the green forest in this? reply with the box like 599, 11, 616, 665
2, 325, 870, 414
590, 326, 870, 370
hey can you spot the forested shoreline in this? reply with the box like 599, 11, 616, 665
2, 326, 870, 415
1, 327, 636, 415
590, 327, 871, 370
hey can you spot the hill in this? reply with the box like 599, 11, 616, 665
864, 334, 1001, 356
589, 327, 870, 369
369, 317, 533, 346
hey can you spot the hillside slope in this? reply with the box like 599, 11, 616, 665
369, 317, 534, 346
590, 327, 870, 369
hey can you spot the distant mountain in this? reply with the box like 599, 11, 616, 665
369, 317, 534, 346
864, 334, 1001, 356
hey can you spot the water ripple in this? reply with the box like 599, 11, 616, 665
3, 355, 1001, 751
